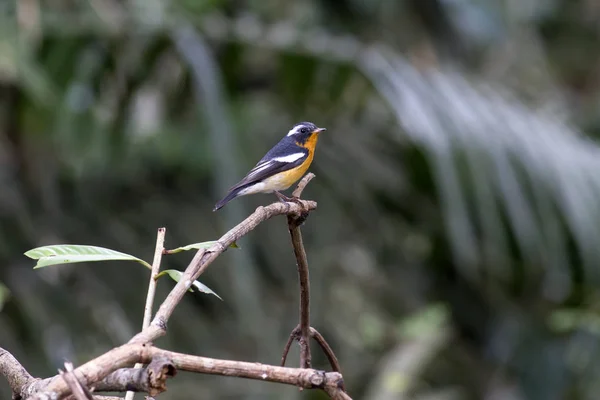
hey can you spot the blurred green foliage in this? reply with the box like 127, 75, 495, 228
2, 1, 600, 399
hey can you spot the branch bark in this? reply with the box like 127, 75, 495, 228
281, 173, 315, 369
310, 328, 343, 374
292, 173, 315, 369
23, 344, 345, 400
287, 217, 312, 368
94, 357, 175, 397
280, 173, 347, 392
129, 198, 316, 345
0, 347, 37, 399
59, 362, 92, 400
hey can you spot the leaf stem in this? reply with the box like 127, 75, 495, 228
125, 227, 166, 400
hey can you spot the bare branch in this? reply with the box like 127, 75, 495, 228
142, 228, 167, 331
281, 172, 317, 369
125, 228, 166, 400
59, 362, 92, 400
280, 327, 299, 367
287, 217, 312, 368
325, 387, 352, 400
26, 344, 149, 400
93, 357, 175, 396
292, 173, 315, 198
24, 345, 347, 400
129, 198, 317, 345
0, 346, 38, 399
93, 369, 149, 393
310, 328, 345, 390
281, 173, 348, 393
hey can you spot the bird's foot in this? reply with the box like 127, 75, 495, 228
274, 191, 292, 203
274, 191, 305, 207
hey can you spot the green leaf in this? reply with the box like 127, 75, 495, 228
156, 269, 222, 300
0, 282, 9, 312
25, 245, 151, 269
166, 240, 239, 254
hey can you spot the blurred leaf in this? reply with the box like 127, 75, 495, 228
549, 309, 600, 335
165, 240, 239, 254
0, 282, 9, 312
398, 303, 449, 339
25, 245, 151, 269
156, 269, 222, 300
362, 51, 600, 288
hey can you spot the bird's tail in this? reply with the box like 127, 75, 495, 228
213, 188, 243, 211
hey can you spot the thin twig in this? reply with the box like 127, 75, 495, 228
287, 218, 312, 368
129, 197, 317, 345
142, 228, 167, 331
280, 327, 299, 367
292, 173, 315, 198
310, 328, 343, 373
310, 328, 345, 390
59, 362, 93, 400
286, 173, 316, 369
283, 174, 347, 393
24, 344, 348, 400
125, 228, 166, 400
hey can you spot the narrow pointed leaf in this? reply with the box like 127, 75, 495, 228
25, 245, 151, 269
166, 240, 239, 254
156, 269, 222, 300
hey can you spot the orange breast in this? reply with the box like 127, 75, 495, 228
260, 133, 320, 191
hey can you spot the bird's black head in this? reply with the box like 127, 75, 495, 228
286, 122, 326, 144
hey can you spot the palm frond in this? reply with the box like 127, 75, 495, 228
361, 50, 600, 292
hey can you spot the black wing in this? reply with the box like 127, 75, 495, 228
213, 136, 307, 211
228, 151, 307, 192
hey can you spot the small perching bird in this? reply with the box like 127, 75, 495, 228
213, 122, 326, 211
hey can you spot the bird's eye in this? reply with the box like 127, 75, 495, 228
300, 127, 308, 134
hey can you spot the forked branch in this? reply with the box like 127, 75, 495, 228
0, 175, 350, 400
280, 173, 346, 391
129, 196, 316, 345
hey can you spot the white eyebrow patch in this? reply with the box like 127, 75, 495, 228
287, 126, 301, 136
273, 153, 305, 163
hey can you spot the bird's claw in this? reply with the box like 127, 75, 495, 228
275, 191, 306, 209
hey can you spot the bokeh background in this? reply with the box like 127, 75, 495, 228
2, 1, 600, 399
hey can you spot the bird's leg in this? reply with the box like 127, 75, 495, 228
274, 190, 306, 211
275, 191, 304, 204
274, 191, 293, 203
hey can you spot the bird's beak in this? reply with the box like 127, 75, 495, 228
315, 127, 327, 133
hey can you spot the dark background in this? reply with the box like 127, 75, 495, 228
2, 1, 600, 399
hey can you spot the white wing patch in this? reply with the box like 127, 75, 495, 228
245, 162, 272, 180
273, 153, 305, 163
244, 152, 305, 181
